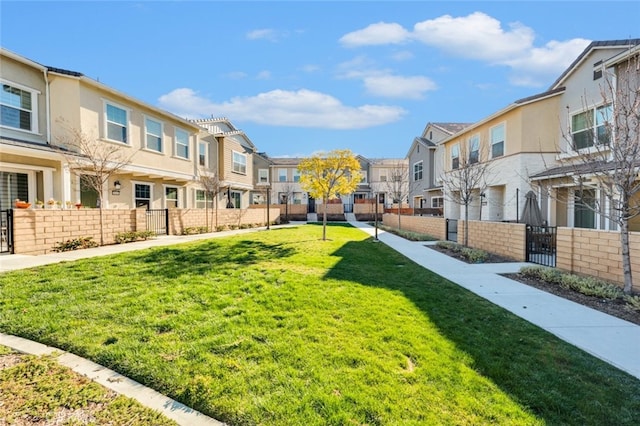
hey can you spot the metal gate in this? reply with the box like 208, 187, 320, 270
0, 209, 13, 254
146, 209, 168, 236
343, 203, 353, 213
307, 196, 316, 213
446, 219, 458, 242
526, 225, 557, 267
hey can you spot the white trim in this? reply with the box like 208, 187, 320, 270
0, 78, 41, 135
143, 115, 164, 153
174, 127, 190, 159
258, 168, 269, 184
163, 184, 180, 209
489, 122, 506, 159
132, 181, 154, 208
232, 150, 247, 175
198, 141, 209, 168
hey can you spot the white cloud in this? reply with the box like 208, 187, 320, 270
225, 71, 248, 80
391, 50, 414, 61
339, 22, 411, 47
158, 88, 406, 129
246, 28, 279, 41
300, 64, 321, 73
364, 75, 437, 99
256, 70, 271, 80
412, 12, 534, 62
340, 12, 591, 87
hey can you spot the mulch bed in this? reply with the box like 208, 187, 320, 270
428, 245, 640, 326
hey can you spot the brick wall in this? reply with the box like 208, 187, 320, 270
556, 227, 640, 292
317, 203, 344, 215
168, 207, 280, 234
13, 209, 136, 255
462, 220, 526, 261
382, 213, 446, 240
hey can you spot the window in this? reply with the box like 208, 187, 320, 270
571, 104, 612, 150
195, 189, 213, 209
229, 191, 241, 208
451, 144, 460, 169
293, 192, 302, 204
490, 123, 505, 158
232, 151, 246, 174
292, 169, 300, 183
135, 183, 151, 208
145, 118, 162, 152
198, 142, 208, 167
0, 171, 29, 208
165, 186, 178, 208
574, 189, 596, 229
175, 128, 189, 159
258, 169, 269, 183
105, 103, 128, 143
79, 175, 99, 208
1, 82, 38, 132
431, 197, 444, 208
413, 161, 423, 181
469, 135, 479, 164
360, 171, 367, 183
278, 168, 287, 182
380, 169, 388, 182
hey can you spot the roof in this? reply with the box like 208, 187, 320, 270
550, 39, 640, 89
430, 122, 473, 135
530, 160, 640, 180
269, 157, 303, 166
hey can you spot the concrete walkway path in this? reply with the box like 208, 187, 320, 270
350, 221, 640, 380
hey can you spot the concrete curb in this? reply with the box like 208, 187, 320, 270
0, 333, 225, 425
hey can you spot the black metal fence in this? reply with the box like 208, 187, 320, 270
446, 219, 458, 242
526, 225, 557, 267
146, 209, 168, 236
0, 209, 14, 254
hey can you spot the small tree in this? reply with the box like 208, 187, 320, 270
298, 149, 361, 240
278, 182, 296, 223
551, 48, 639, 293
198, 170, 222, 231
383, 160, 415, 230
441, 140, 492, 246
55, 121, 135, 246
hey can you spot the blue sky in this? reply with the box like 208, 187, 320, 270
2, 1, 639, 158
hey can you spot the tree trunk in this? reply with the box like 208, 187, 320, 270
463, 201, 469, 247
620, 219, 633, 294
322, 203, 327, 240
397, 209, 401, 230
98, 201, 105, 246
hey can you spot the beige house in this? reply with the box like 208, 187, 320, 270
440, 89, 563, 222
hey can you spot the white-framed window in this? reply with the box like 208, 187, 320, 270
360, 171, 368, 183
431, 197, 444, 208
451, 144, 460, 169
258, 169, 269, 183
574, 188, 596, 229
0, 80, 39, 133
198, 142, 208, 167
292, 169, 300, 183
165, 185, 179, 208
293, 192, 302, 204
175, 128, 189, 159
571, 104, 612, 150
105, 102, 129, 144
232, 151, 246, 174
490, 123, 505, 158
469, 135, 479, 164
278, 168, 287, 182
379, 169, 388, 182
134, 183, 152, 208
413, 161, 423, 181
145, 117, 163, 152
195, 189, 213, 209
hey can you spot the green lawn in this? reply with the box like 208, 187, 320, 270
1, 224, 638, 425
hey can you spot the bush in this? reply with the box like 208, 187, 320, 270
182, 226, 209, 235
215, 225, 227, 232
624, 295, 640, 312
435, 241, 488, 263
374, 223, 438, 241
519, 266, 624, 300
52, 237, 98, 252
114, 230, 156, 244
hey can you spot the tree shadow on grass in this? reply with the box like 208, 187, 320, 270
126, 239, 297, 279
324, 237, 640, 425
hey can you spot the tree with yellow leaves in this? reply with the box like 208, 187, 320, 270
298, 149, 361, 240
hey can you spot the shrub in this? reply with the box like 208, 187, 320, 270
182, 227, 209, 235
52, 237, 98, 252
114, 230, 156, 244
215, 225, 227, 232
374, 223, 438, 241
624, 295, 640, 312
461, 247, 488, 263
519, 266, 624, 300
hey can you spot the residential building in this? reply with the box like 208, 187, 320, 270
269, 157, 307, 207
529, 39, 640, 230
406, 122, 471, 210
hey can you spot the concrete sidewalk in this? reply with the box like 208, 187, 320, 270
349, 221, 640, 380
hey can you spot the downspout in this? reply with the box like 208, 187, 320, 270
43, 68, 51, 143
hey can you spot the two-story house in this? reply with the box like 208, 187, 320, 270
193, 118, 257, 209
406, 122, 470, 210
530, 39, 640, 230
1, 48, 58, 208
440, 89, 563, 222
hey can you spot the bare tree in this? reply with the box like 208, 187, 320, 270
198, 170, 222, 231
278, 182, 296, 223
55, 120, 136, 246
550, 48, 639, 293
441, 140, 493, 246
383, 161, 414, 230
